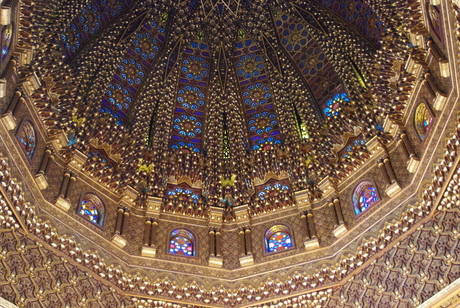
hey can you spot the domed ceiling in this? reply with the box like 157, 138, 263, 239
33, 0, 409, 218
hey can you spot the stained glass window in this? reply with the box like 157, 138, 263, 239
16, 121, 36, 159
1, 24, 13, 62
78, 193, 105, 226
233, 39, 282, 151
265, 225, 293, 253
352, 180, 379, 215
414, 103, 434, 141
168, 229, 195, 256
323, 93, 349, 117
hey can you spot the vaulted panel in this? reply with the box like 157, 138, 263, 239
170, 40, 212, 153
60, 0, 133, 59
273, 12, 343, 107
100, 18, 166, 124
311, 0, 383, 47
233, 38, 283, 151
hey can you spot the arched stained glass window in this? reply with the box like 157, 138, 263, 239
352, 180, 379, 215
168, 229, 195, 256
414, 103, 434, 141
1, 24, 13, 62
16, 121, 36, 159
78, 193, 105, 226
265, 225, 293, 253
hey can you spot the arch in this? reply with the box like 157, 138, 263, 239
414, 102, 434, 141
168, 229, 195, 256
78, 193, 105, 226
352, 180, 380, 215
265, 225, 293, 254
16, 120, 36, 159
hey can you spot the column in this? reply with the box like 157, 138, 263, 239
143, 219, 152, 246
38, 148, 52, 174
115, 208, 124, 234
121, 210, 130, 235
329, 201, 339, 227
301, 212, 310, 240
307, 210, 317, 238
401, 132, 416, 158
398, 136, 410, 160
334, 198, 344, 225
66, 175, 76, 199
215, 230, 222, 257
5, 91, 21, 115
383, 157, 397, 183
245, 228, 253, 255
150, 221, 158, 247
209, 229, 216, 257
59, 172, 71, 198
239, 228, 246, 256
377, 159, 391, 184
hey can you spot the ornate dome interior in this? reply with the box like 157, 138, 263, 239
48, 0, 389, 213
0, 0, 459, 307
